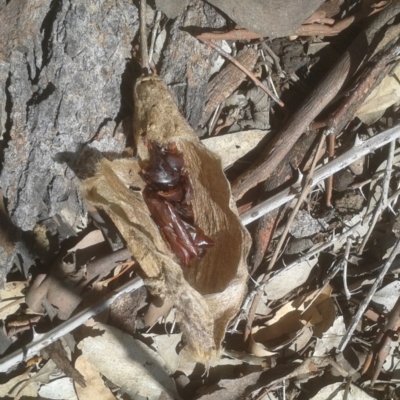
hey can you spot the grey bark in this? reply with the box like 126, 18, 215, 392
0, 0, 223, 284
0, 0, 139, 284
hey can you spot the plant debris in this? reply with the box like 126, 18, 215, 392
2, 0, 400, 399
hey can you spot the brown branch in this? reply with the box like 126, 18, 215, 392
231, 2, 400, 200
197, 38, 284, 107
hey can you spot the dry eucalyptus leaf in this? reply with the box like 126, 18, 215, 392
262, 258, 318, 301
0, 369, 39, 399
79, 75, 251, 363
202, 130, 269, 169
78, 323, 178, 399
356, 62, 400, 125
313, 316, 346, 357
251, 286, 334, 352
75, 355, 117, 400
310, 382, 376, 400
143, 333, 182, 374
0, 281, 26, 319
372, 280, 400, 313
38, 377, 78, 400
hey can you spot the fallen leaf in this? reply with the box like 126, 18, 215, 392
313, 316, 346, 357
310, 382, 376, 400
356, 61, 400, 125
78, 322, 179, 399
74, 355, 117, 400
202, 130, 269, 169
0, 281, 26, 319
251, 286, 334, 352
144, 332, 182, 374
262, 258, 318, 301
38, 376, 78, 400
78, 75, 251, 363
0, 370, 38, 399
372, 280, 400, 313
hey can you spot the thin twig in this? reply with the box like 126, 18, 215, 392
231, 3, 400, 199
337, 237, 400, 352
358, 140, 395, 254
325, 134, 335, 207
342, 237, 352, 300
148, 11, 161, 66
240, 125, 400, 226
243, 133, 325, 341
240, 186, 400, 334
197, 38, 284, 107
267, 133, 325, 273
0, 277, 144, 373
139, 0, 149, 73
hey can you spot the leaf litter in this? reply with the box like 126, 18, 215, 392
2, 1, 400, 399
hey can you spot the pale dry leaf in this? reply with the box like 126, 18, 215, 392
11, 359, 58, 399
310, 382, 376, 400
69, 230, 105, 252
333, 209, 370, 252
74, 355, 117, 400
287, 326, 313, 354
356, 61, 400, 125
38, 376, 78, 400
0, 370, 38, 399
313, 316, 346, 357
202, 130, 269, 169
78, 322, 178, 399
0, 281, 26, 319
262, 258, 318, 301
372, 280, 400, 313
251, 286, 334, 352
366, 148, 400, 216
144, 332, 182, 374
79, 75, 251, 363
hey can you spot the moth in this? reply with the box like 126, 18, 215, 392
140, 141, 214, 266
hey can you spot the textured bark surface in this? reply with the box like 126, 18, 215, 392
0, 0, 139, 234
206, 0, 325, 38
159, 1, 224, 129
0, 0, 222, 283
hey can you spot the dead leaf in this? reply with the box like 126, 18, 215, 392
201, 130, 269, 169
79, 75, 251, 363
78, 322, 179, 399
0, 369, 39, 399
356, 61, 400, 125
372, 280, 400, 313
75, 355, 117, 400
313, 316, 346, 357
310, 382, 376, 399
38, 376, 78, 400
251, 286, 334, 352
262, 258, 318, 301
0, 281, 26, 319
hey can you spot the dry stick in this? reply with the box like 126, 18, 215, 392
241, 124, 400, 226
139, 0, 149, 72
148, 10, 161, 66
370, 295, 400, 385
325, 134, 335, 207
337, 237, 400, 353
342, 237, 352, 300
197, 38, 284, 107
266, 133, 325, 273
244, 134, 325, 341
231, 2, 400, 200
0, 277, 144, 374
358, 140, 395, 254
238, 186, 400, 335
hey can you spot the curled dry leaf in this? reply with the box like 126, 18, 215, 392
78, 75, 251, 363
251, 286, 335, 355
